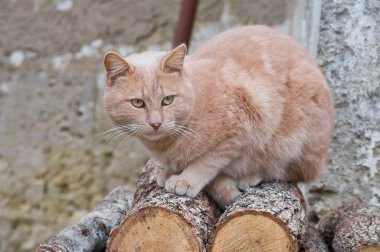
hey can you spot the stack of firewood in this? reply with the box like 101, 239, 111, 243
317, 202, 380, 252
37, 161, 380, 252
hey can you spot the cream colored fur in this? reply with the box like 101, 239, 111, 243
103, 26, 334, 208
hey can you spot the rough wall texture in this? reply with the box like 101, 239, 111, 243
0, 0, 378, 251
309, 0, 380, 217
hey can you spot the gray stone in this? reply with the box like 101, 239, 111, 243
9, 50, 25, 67
309, 0, 380, 217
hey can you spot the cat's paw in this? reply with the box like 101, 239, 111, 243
215, 188, 242, 209
165, 175, 199, 198
206, 175, 242, 209
156, 169, 172, 188
237, 175, 261, 191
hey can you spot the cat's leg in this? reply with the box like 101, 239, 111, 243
156, 168, 173, 188
165, 142, 241, 198
237, 173, 262, 191
205, 174, 241, 209
164, 162, 220, 198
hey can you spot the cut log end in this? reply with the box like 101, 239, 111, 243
210, 182, 307, 252
318, 202, 380, 252
107, 160, 220, 252
107, 206, 201, 252
357, 245, 380, 252
210, 211, 295, 252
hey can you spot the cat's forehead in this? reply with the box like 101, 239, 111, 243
127, 51, 165, 68
121, 51, 183, 99
125, 51, 180, 93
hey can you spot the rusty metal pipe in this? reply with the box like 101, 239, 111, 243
172, 0, 199, 48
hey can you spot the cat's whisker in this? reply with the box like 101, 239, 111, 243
95, 124, 145, 147
173, 125, 207, 145
170, 128, 183, 139
94, 125, 133, 142
94, 130, 127, 146
105, 126, 138, 141
105, 130, 129, 144
171, 127, 192, 139
114, 126, 144, 152
175, 125, 200, 136
115, 134, 133, 152
95, 129, 120, 141
95, 125, 132, 137
170, 125, 206, 146
169, 128, 182, 138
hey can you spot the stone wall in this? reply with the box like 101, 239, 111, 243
310, 0, 380, 215
0, 0, 378, 251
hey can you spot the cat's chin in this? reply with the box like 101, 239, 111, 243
140, 131, 167, 141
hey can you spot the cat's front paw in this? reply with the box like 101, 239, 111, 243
156, 169, 172, 188
165, 175, 200, 198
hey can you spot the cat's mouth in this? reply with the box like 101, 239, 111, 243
142, 129, 168, 140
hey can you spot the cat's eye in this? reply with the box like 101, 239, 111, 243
161, 96, 174, 106
131, 98, 145, 108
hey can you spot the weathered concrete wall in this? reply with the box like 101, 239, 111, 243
0, 0, 378, 251
310, 0, 380, 217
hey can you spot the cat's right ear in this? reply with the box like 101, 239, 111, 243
160, 44, 187, 73
103, 52, 134, 85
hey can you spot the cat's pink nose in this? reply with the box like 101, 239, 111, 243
150, 123, 161, 131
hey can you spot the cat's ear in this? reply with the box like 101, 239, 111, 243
161, 44, 187, 73
103, 52, 134, 84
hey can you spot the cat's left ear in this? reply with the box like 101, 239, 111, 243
104, 52, 134, 83
161, 44, 187, 73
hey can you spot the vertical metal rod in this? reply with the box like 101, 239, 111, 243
172, 0, 199, 48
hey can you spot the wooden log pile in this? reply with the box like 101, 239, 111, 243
107, 160, 221, 251
37, 186, 134, 252
37, 161, 380, 252
318, 202, 380, 252
300, 227, 329, 252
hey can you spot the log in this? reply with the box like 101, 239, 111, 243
209, 182, 307, 252
37, 186, 134, 252
300, 226, 329, 252
318, 202, 380, 252
106, 160, 221, 252
316, 203, 346, 249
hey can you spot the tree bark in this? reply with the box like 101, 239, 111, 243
300, 226, 328, 252
36, 186, 134, 252
106, 160, 221, 252
318, 202, 380, 252
209, 182, 307, 252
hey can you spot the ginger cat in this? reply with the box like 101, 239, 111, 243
103, 26, 334, 208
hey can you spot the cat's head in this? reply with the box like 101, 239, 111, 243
103, 44, 194, 141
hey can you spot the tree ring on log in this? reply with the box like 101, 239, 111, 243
210, 210, 296, 252
107, 206, 202, 252
356, 245, 380, 252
